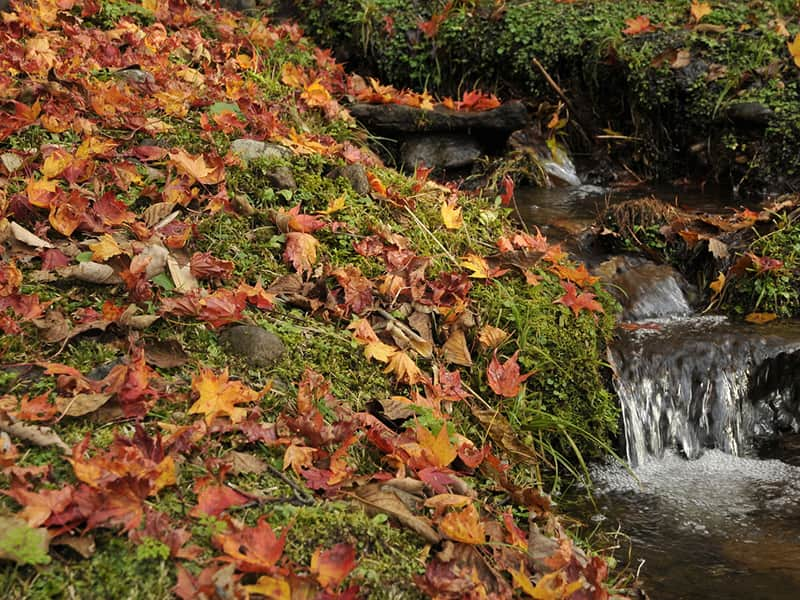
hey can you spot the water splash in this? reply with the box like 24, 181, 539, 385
611, 316, 800, 466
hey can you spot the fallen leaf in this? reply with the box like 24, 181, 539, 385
54, 393, 112, 417
623, 15, 656, 36
383, 351, 426, 385
788, 34, 800, 68
189, 368, 260, 424
244, 575, 291, 600
0, 517, 51, 565
553, 281, 604, 317
416, 424, 457, 469
283, 232, 319, 274
311, 543, 357, 589
486, 351, 533, 398
442, 329, 472, 366
438, 503, 485, 545
213, 517, 287, 573
745, 312, 777, 324
440, 199, 463, 230
0, 412, 69, 453
478, 325, 510, 351
353, 483, 440, 544
690, 1, 712, 23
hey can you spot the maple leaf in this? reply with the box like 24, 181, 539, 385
189, 368, 260, 424
460, 253, 490, 278
383, 350, 426, 385
168, 149, 225, 185
245, 575, 291, 600
301, 80, 332, 107
553, 281, 605, 317
548, 262, 599, 287
623, 15, 656, 36
789, 34, 800, 68
690, 1, 712, 24
274, 204, 326, 233
364, 340, 398, 363
3, 485, 75, 528
0, 262, 23, 297
745, 312, 778, 324
311, 543, 357, 589
500, 174, 514, 206
283, 232, 319, 274
214, 517, 288, 573
189, 252, 234, 280
416, 424, 457, 469
189, 483, 250, 517
89, 234, 125, 262
283, 443, 316, 475
440, 198, 463, 229
487, 350, 534, 398
438, 503, 485, 545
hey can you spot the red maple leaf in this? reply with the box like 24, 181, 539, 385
554, 281, 605, 317
486, 350, 533, 398
311, 543, 357, 589
213, 517, 288, 573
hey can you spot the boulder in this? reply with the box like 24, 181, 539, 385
401, 134, 482, 169
230, 138, 290, 162
327, 163, 370, 195
219, 325, 285, 368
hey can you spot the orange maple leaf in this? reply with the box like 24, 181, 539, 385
438, 503, 485, 544
384, 350, 426, 385
213, 517, 288, 573
623, 15, 656, 36
189, 368, 260, 424
553, 281, 605, 317
283, 231, 319, 273
416, 424, 457, 469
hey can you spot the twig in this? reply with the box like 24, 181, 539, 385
531, 57, 592, 147
265, 463, 315, 506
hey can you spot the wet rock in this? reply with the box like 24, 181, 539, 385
230, 138, 290, 162
401, 134, 482, 169
348, 100, 528, 134
219, 325, 285, 367
726, 102, 775, 127
264, 165, 297, 190
327, 163, 370, 195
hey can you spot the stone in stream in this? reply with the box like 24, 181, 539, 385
400, 134, 482, 170
219, 325, 285, 368
327, 163, 370, 195
230, 138, 290, 162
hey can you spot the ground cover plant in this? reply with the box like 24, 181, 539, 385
0, 0, 622, 598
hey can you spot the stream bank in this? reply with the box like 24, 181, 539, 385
286, 0, 800, 197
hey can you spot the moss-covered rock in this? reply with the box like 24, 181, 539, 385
289, 0, 800, 195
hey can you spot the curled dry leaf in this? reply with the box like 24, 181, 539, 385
57, 262, 122, 285
0, 412, 69, 453
438, 503, 485, 545
442, 329, 472, 367
477, 324, 510, 351
9, 221, 54, 248
353, 483, 441, 544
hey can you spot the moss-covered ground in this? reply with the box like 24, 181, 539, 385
0, 0, 626, 597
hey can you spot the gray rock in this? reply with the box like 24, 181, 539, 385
328, 163, 370, 195
265, 165, 296, 191
230, 138, 290, 162
220, 325, 285, 368
726, 102, 775, 127
401, 134, 482, 170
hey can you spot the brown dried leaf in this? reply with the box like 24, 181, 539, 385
353, 484, 441, 544
442, 329, 472, 367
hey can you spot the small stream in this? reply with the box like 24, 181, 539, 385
517, 181, 800, 599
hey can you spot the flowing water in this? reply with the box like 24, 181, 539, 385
517, 181, 800, 599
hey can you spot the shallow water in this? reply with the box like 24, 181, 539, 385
585, 450, 800, 599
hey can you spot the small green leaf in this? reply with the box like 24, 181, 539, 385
76, 251, 94, 263
0, 517, 51, 566
152, 272, 174, 291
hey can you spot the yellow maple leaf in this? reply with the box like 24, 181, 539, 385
302, 80, 332, 107
690, 1, 712, 23
281, 62, 306, 88
245, 576, 291, 600
788, 34, 800, 68
709, 271, 725, 299
416, 424, 457, 468
89, 234, 124, 262
189, 368, 260, 424
477, 325, 510, 351
283, 443, 316, 475
383, 350, 426, 385
319, 195, 346, 215
440, 199, 463, 230
460, 253, 489, 278
41, 150, 73, 179
364, 340, 398, 363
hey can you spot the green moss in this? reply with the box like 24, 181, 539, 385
0, 535, 174, 600
269, 502, 426, 600
470, 276, 620, 461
